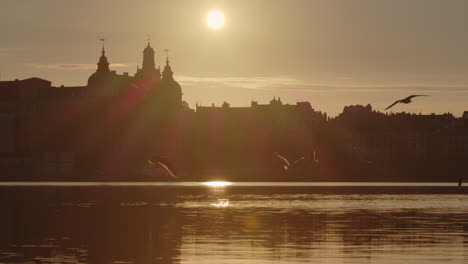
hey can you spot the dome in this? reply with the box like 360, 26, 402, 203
88, 46, 111, 85
159, 78, 183, 104
87, 72, 99, 85
161, 79, 181, 94
87, 71, 111, 86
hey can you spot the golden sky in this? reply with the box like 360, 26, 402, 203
1, 0, 468, 116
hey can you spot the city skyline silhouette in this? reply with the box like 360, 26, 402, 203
2, 2, 468, 264
0, 40, 468, 182
2, 0, 468, 116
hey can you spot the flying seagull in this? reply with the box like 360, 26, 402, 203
385, 95, 429, 110
274, 152, 305, 171
312, 149, 319, 163
148, 159, 179, 179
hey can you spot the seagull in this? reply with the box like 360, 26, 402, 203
312, 150, 319, 163
385, 95, 429, 110
147, 158, 179, 179
274, 152, 305, 171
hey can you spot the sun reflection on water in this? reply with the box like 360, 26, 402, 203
211, 199, 230, 208
202, 181, 232, 187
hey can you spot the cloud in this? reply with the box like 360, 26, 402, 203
28, 63, 128, 70
178, 75, 468, 93
178, 75, 304, 90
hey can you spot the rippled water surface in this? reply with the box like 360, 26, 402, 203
0, 182, 467, 264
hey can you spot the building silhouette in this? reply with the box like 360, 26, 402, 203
87, 41, 181, 109
0, 43, 467, 181
0, 42, 185, 180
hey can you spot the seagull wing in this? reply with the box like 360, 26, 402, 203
385, 100, 400, 110
274, 152, 291, 167
407, 94, 429, 100
292, 157, 305, 166
312, 150, 319, 163
157, 161, 179, 179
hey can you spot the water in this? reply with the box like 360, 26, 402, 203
0, 182, 467, 264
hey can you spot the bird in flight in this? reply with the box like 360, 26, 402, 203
274, 152, 305, 171
312, 149, 319, 163
385, 95, 429, 110
148, 158, 179, 179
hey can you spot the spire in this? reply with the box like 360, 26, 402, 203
100, 38, 105, 55
164, 49, 170, 66
162, 49, 173, 80
97, 38, 109, 72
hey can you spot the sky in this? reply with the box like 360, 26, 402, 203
1, 0, 468, 116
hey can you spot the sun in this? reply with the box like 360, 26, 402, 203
206, 10, 225, 29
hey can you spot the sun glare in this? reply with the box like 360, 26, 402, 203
206, 10, 225, 29
203, 181, 232, 187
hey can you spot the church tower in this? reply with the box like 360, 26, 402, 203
159, 52, 182, 109
97, 45, 110, 72
135, 38, 161, 82
142, 42, 155, 70
88, 42, 111, 86
162, 55, 174, 81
